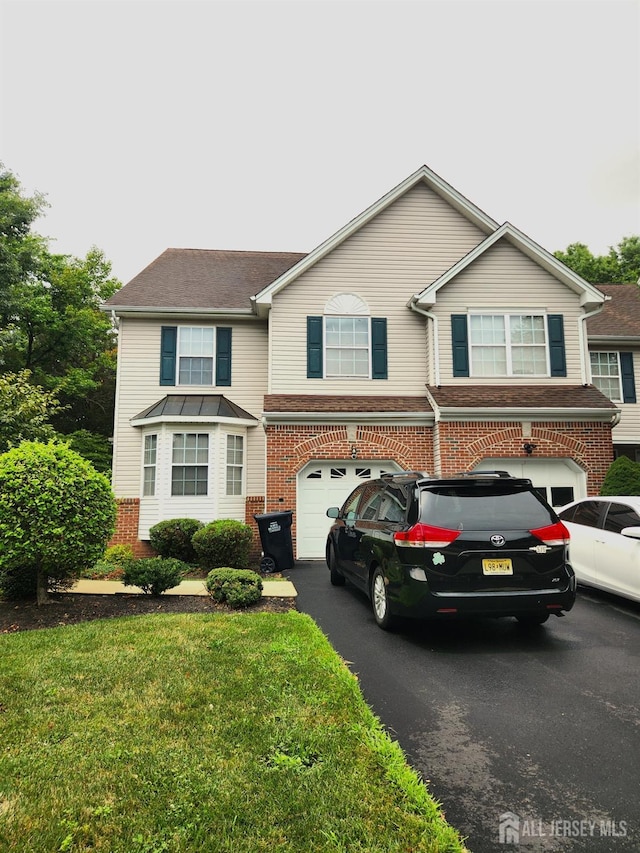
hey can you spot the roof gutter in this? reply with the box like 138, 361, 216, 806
261, 411, 435, 426
432, 406, 620, 424
100, 304, 257, 319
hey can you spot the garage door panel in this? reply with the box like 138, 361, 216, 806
474, 458, 585, 508
297, 461, 400, 559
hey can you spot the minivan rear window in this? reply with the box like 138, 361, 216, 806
420, 486, 553, 531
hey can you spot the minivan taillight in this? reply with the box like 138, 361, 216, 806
530, 521, 570, 546
394, 523, 461, 548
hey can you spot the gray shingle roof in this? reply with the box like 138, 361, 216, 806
587, 284, 640, 338
105, 249, 307, 311
426, 385, 617, 410
263, 395, 433, 413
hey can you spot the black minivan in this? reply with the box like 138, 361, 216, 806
326, 471, 576, 629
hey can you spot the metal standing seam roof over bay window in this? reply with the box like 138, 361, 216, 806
130, 395, 259, 427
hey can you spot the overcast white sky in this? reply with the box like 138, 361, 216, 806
1, 0, 639, 285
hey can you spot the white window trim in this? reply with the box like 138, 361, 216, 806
142, 434, 157, 497
225, 433, 245, 496
176, 326, 215, 387
469, 312, 550, 378
171, 432, 210, 496
323, 315, 372, 379
590, 351, 623, 402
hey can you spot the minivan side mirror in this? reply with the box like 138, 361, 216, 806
326, 507, 340, 519
621, 526, 640, 540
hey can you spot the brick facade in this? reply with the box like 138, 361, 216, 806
109, 419, 614, 559
435, 420, 614, 493
263, 423, 435, 554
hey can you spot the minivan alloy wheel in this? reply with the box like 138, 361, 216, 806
371, 567, 395, 630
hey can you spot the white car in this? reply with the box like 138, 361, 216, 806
558, 496, 640, 603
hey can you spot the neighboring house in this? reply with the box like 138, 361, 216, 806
103, 165, 626, 560
586, 283, 640, 462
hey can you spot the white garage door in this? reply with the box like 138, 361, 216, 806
296, 460, 401, 559
473, 458, 586, 508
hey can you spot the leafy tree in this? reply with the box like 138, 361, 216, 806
64, 429, 112, 475
600, 454, 640, 496
0, 370, 63, 453
0, 164, 121, 441
555, 236, 640, 284
0, 165, 48, 318
0, 441, 116, 604
1, 247, 120, 435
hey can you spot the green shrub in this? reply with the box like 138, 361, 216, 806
122, 557, 188, 596
206, 568, 263, 608
600, 454, 640, 496
104, 544, 135, 566
149, 518, 204, 563
0, 440, 116, 603
192, 519, 253, 570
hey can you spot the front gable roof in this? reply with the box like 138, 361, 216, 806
252, 165, 500, 317
412, 223, 608, 311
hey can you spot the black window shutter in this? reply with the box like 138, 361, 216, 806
216, 327, 232, 386
371, 318, 388, 379
451, 315, 469, 377
307, 316, 323, 378
620, 352, 636, 403
160, 326, 177, 386
547, 315, 567, 377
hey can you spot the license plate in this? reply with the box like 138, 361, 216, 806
482, 558, 513, 575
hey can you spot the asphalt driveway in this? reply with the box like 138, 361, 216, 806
286, 560, 640, 852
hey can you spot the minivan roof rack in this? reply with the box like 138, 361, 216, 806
381, 470, 430, 481
452, 470, 514, 479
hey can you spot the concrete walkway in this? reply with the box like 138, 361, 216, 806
71, 578, 297, 598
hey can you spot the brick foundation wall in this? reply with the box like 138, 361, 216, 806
109, 499, 155, 558
264, 423, 435, 554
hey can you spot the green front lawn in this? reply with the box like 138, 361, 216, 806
0, 612, 467, 852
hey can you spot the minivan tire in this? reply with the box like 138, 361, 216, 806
371, 566, 396, 630
328, 545, 346, 586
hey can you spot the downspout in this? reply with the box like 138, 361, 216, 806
409, 300, 440, 386
579, 302, 608, 385
579, 299, 620, 428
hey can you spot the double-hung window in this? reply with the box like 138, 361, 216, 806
143, 434, 157, 497
590, 352, 622, 401
469, 314, 548, 376
226, 435, 244, 495
171, 433, 208, 496
160, 326, 232, 386
178, 327, 214, 385
307, 294, 387, 380
325, 317, 370, 377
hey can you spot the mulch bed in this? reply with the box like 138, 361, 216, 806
0, 593, 296, 634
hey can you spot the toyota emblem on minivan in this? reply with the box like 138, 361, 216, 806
490, 534, 506, 547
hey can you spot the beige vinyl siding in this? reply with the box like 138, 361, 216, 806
433, 240, 585, 383
609, 346, 640, 444
112, 317, 268, 497
269, 182, 486, 394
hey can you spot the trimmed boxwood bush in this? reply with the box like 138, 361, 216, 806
122, 557, 188, 596
192, 519, 253, 570
206, 568, 263, 608
149, 518, 204, 563
600, 455, 640, 496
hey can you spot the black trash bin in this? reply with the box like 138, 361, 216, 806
254, 510, 294, 573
